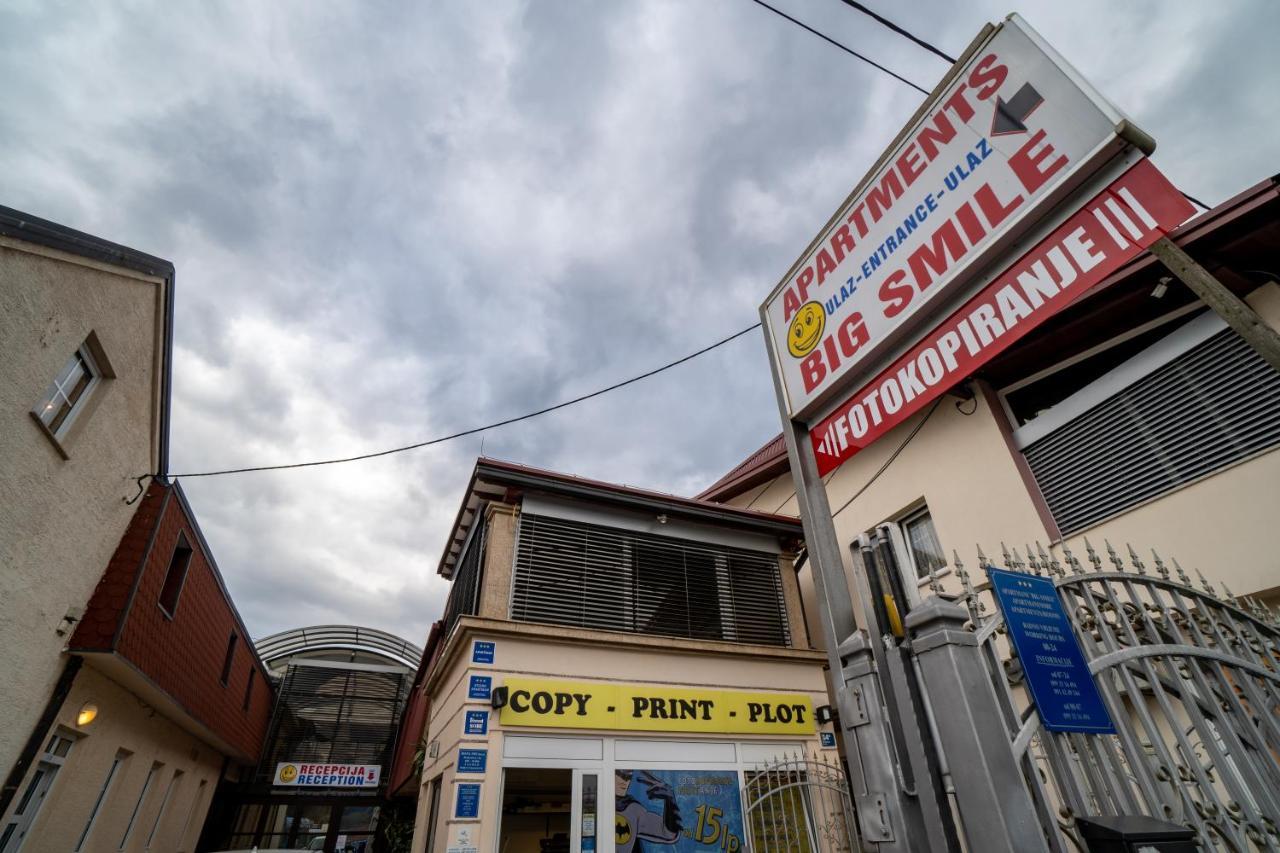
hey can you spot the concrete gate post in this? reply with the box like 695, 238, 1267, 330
904, 597, 1048, 853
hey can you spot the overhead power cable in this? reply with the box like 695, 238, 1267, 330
160, 323, 761, 480
835, 0, 957, 63
746, 0, 930, 95
831, 397, 942, 518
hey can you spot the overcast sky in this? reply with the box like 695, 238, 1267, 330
4, 0, 1276, 645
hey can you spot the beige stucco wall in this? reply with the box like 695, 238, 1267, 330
412, 619, 830, 853
14, 662, 221, 853
0, 237, 167, 777
724, 284, 1280, 646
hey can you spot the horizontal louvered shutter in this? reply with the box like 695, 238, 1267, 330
1024, 329, 1280, 536
511, 514, 791, 647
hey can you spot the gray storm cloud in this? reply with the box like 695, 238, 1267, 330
2, 0, 1275, 644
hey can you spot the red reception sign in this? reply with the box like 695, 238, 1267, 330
808, 158, 1193, 476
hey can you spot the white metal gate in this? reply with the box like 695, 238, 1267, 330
743, 753, 859, 853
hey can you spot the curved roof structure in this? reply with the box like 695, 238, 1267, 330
254, 624, 423, 670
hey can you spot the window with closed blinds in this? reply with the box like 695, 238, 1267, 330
510, 514, 791, 646
1024, 329, 1280, 536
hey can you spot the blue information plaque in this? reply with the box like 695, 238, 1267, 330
464, 709, 489, 736
455, 783, 481, 818
472, 641, 495, 664
467, 675, 492, 701
457, 748, 487, 774
820, 732, 836, 748
987, 568, 1114, 733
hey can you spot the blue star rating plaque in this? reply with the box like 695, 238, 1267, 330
987, 567, 1114, 733
472, 641, 495, 664
467, 675, 491, 700
464, 709, 489, 736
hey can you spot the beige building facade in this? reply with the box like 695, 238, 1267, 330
0, 209, 274, 853
0, 208, 173, 798
405, 460, 835, 853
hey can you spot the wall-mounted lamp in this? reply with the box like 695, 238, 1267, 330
815, 705, 835, 726
77, 703, 99, 727
490, 686, 509, 710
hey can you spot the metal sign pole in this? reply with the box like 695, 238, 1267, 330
759, 317, 918, 851
1148, 236, 1280, 374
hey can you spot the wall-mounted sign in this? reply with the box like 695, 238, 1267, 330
762, 13, 1158, 422
987, 568, 1114, 733
498, 678, 815, 736
457, 748, 488, 774
464, 709, 489, 736
455, 783, 482, 819
820, 732, 836, 749
445, 825, 479, 853
472, 640, 495, 664
273, 762, 381, 788
467, 674, 492, 701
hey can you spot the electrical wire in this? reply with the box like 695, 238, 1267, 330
161, 323, 761, 479
746, 0, 931, 96
830, 397, 942, 518
835, 0, 957, 63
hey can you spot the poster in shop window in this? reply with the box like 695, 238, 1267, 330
614, 769, 744, 852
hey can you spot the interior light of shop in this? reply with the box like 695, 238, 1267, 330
77, 703, 99, 726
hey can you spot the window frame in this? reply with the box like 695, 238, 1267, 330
219, 633, 238, 687
29, 333, 115, 455
879, 504, 949, 606
157, 534, 194, 620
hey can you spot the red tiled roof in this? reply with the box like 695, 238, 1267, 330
70, 480, 273, 762
695, 433, 788, 503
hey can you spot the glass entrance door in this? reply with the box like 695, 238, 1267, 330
498, 768, 573, 853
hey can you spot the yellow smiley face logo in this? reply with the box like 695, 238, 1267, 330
279, 764, 298, 783
787, 301, 825, 358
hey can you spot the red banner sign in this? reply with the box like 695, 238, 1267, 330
809, 158, 1194, 476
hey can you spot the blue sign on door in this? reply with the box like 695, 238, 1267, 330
468, 675, 492, 700
457, 748, 487, 774
464, 709, 489, 736
472, 641, 495, 664
455, 783, 481, 818
987, 568, 1114, 733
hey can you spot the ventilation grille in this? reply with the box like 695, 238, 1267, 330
511, 514, 791, 647
1025, 330, 1280, 536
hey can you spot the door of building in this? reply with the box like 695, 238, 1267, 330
496, 767, 602, 853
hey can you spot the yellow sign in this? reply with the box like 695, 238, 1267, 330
498, 678, 815, 735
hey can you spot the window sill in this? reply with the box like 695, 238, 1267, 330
917, 566, 952, 587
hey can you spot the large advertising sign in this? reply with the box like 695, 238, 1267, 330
762, 14, 1152, 420
498, 678, 815, 736
808, 158, 1192, 474
615, 769, 744, 852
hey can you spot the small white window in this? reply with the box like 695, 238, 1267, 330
900, 507, 946, 582
32, 336, 110, 445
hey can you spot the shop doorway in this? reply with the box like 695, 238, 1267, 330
498, 768, 573, 853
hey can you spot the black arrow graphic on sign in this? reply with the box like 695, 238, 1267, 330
990, 83, 1043, 136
